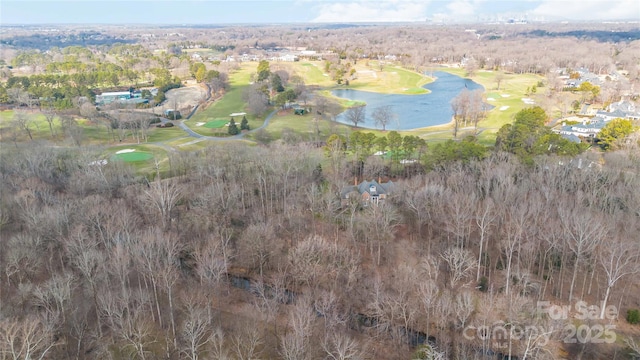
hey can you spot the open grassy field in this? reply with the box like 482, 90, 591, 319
257, 110, 352, 141
146, 126, 188, 143
346, 64, 432, 94
284, 62, 335, 86
186, 64, 262, 135
203, 119, 229, 128
113, 150, 154, 162
105, 144, 170, 178
0, 110, 116, 144
249, 61, 432, 95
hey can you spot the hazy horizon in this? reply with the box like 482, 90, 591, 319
1, 0, 639, 25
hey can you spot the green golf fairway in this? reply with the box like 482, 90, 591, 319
114, 151, 154, 162
204, 119, 228, 128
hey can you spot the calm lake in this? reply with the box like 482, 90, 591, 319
332, 71, 485, 130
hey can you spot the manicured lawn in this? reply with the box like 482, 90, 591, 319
106, 144, 170, 179
113, 151, 154, 162
187, 63, 264, 135
291, 62, 334, 86
261, 110, 352, 141
204, 119, 229, 128
146, 126, 187, 142
346, 65, 432, 95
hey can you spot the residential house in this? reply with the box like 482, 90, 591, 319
341, 179, 395, 206
557, 117, 607, 139
607, 100, 640, 120
595, 109, 628, 121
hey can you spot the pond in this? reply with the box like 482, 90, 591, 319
332, 71, 486, 130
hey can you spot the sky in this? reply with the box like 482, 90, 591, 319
1, 0, 639, 25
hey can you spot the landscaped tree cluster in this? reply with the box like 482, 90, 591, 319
495, 106, 587, 162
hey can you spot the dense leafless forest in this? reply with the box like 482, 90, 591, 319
1, 139, 640, 359
1, 22, 640, 360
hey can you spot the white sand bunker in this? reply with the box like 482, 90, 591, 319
501, 94, 510, 97
522, 98, 535, 104
499, 106, 510, 111
487, 97, 496, 101
195, 122, 205, 127
116, 149, 136, 154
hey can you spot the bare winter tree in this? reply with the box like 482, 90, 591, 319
464, 58, 478, 77
371, 105, 394, 131
454, 291, 474, 329
31, 272, 75, 323
67, 230, 106, 337
495, 71, 506, 90
42, 109, 57, 138
596, 234, 640, 319
243, 84, 269, 116
441, 247, 475, 288
239, 222, 276, 277
0, 315, 59, 359
231, 325, 263, 360
559, 207, 607, 301
475, 198, 496, 281
180, 301, 211, 360
322, 332, 364, 360
12, 111, 33, 141
345, 105, 366, 128
279, 297, 315, 360
143, 178, 182, 230
625, 337, 640, 359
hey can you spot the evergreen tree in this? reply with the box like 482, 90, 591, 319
228, 117, 239, 135
240, 115, 250, 131
598, 118, 635, 150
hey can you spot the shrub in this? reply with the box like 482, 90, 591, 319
627, 309, 640, 325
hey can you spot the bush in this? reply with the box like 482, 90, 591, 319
627, 309, 640, 324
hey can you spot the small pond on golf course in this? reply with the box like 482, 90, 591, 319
332, 71, 487, 130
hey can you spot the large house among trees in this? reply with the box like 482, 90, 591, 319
341, 179, 395, 206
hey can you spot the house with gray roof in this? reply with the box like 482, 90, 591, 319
596, 109, 628, 121
557, 117, 607, 140
341, 179, 394, 206
607, 100, 640, 120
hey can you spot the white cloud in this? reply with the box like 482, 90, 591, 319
531, 0, 640, 20
446, 0, 477, 17
310, 0, 430, 23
